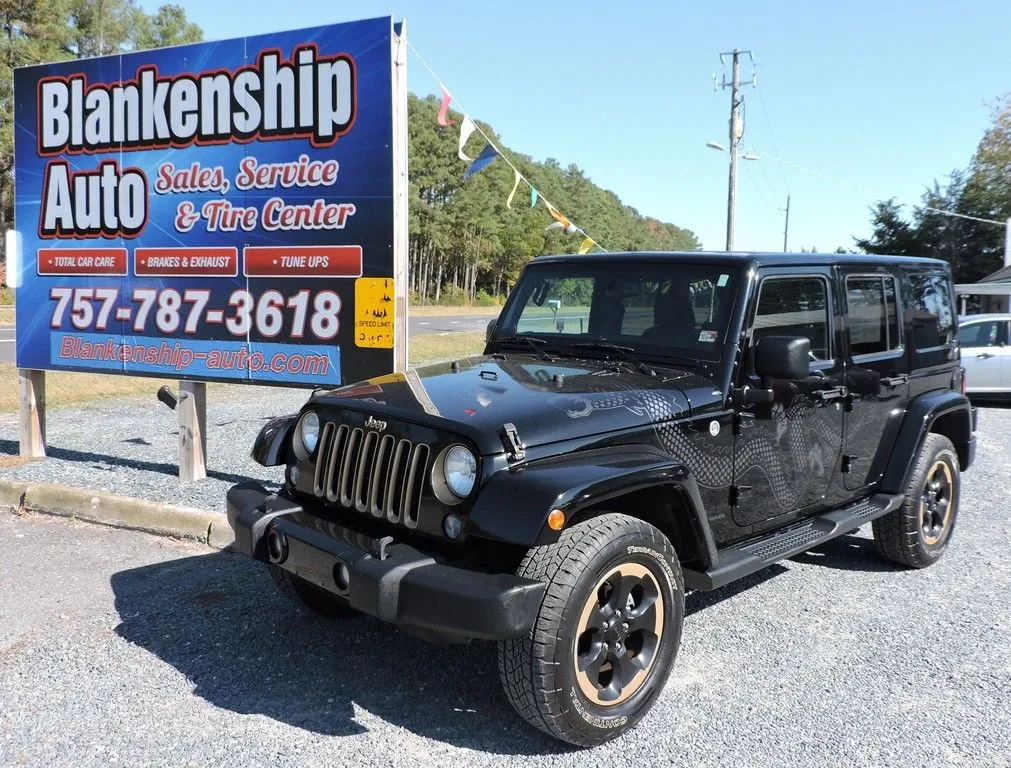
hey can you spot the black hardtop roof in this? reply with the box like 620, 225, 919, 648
531, 250, 949, 270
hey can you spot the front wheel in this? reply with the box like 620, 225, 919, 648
498, 514, 683, 747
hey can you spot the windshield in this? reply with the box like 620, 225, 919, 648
495, 261, 741, 363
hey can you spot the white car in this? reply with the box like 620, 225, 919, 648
959, 314, 1011, 398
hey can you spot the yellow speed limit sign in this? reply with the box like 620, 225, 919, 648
354, 277, 394, 348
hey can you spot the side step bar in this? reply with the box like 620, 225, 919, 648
683, 493, 904, 591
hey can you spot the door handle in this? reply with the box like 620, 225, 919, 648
880, 374, 909, 388
813, 386, 848, 402
976, 352, 995, 359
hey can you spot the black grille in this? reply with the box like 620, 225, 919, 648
312, 422, 430, 528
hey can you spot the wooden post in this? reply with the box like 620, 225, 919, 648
391, 19, 409, 372
178, 381, 207, 482
18, 369, 46, 458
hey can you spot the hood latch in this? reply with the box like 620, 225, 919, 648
501, 422, 526, 462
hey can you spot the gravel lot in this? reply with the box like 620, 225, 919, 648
1, 407, 1009, 767
0, 384, 308, 512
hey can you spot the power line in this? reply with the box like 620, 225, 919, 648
741, 98, 781, 205
752, 148, 1006, 227
754, 146, 782, 206
405, 40, 607, 250
742, 161, 774, 215
752, 68, 791, 198
920, 207, 1005, 227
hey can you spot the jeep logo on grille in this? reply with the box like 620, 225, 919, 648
364, 415, 387, 431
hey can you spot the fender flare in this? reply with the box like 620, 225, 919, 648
467, 445, 718, 569
879, 391, 973, 494
251, 415, 297, 467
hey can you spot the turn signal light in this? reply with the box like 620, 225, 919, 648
547, 509, 566, 531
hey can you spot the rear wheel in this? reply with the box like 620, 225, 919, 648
873, 433, 960, 568
268, 564, 358, 619
498, 513, 683, 747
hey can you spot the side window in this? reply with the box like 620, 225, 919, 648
846, 275, 902, 356
907, 272, 955, 350
754, 277, 831, 361
957, 321, 1008, 347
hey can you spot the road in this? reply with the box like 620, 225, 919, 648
408, 313, 497, 336
0, 315, 494, 364
2, 408, 1009, 767
0, 326, 12, 364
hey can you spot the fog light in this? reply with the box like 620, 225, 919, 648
288, 465, 301, 486
442, 513, 464, 540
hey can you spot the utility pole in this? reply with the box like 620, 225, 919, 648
717, 50, 755, 251
782, 195, 791, 252
1004, 218, 1010, 267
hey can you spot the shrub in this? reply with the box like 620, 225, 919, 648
474, 290, 500, 307
438, 285, 468, 306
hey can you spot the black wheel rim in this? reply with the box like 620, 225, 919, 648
920, 459, 953, 546
573, 563, 664, 707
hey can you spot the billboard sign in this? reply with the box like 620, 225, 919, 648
14, 16, 401, 387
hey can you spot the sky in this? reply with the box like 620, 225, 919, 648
148, 0, 1011, 253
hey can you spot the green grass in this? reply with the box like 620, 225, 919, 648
409, 304, 501, 316
0, 364, 169, 413
1, 286, 13, 325
409, 332, 486, 364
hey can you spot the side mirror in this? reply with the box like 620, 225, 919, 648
486, 318, 498, 344
754, 335, 810, 381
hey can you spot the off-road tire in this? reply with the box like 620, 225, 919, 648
498, 513, 683, 747
268, 564, 358, 619
873, 433, 960, 568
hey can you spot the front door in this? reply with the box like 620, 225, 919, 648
841, 272, 910, 490
732, 271, 845, 528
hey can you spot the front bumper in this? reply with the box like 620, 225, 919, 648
226, 481, 545, 642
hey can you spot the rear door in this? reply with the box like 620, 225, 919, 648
906, 269, 958, 403
841, 272, 909, 490
958, 318, 1010, 393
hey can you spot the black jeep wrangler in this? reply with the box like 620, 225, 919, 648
227, 252, 976, 746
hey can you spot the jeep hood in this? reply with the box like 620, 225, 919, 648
312, 355, 722, 455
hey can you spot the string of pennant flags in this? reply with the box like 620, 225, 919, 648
412, 41, 604, 255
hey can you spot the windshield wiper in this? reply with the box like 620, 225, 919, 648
572, 342, 656, 377
495, 334, 554, 362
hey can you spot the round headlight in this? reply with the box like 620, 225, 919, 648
443, 445, 477, 499
298, 411, 320, 454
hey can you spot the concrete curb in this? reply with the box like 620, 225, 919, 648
0, 479, 28, 510
0, 478, 234, 549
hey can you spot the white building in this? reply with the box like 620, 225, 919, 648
956, 262, 1011, 315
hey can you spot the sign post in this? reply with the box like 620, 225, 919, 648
392, 20, 410, 372
178, 381, 207, 482
18, 370, 46, 458
14, 16, 407, 478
